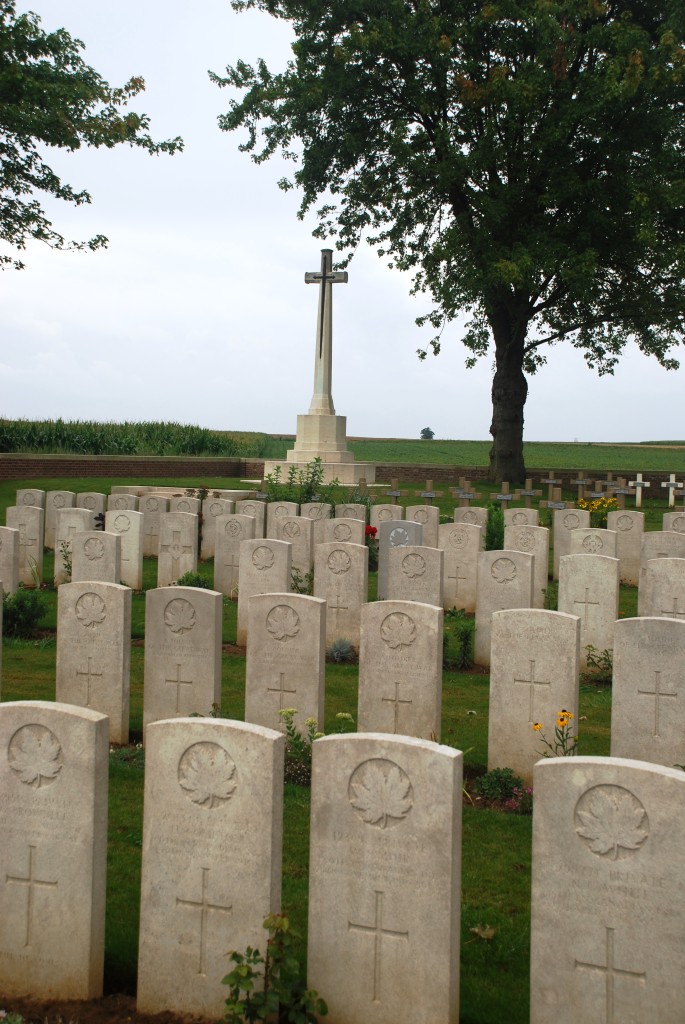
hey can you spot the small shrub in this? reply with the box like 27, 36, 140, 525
543, 580, 558, 611
327, 638, 356, 663
503, 786, 533, 814
443, 611, 474, 670
3, 587, 47, 638
582, 644, 613, 684
175, 571, 210, 589
485, 502, 504, 550
291, 567, 314, 595
473, 767, 524, 802
280, 708, 322, 786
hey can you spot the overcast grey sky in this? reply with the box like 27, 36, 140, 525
1, 0, 682, 443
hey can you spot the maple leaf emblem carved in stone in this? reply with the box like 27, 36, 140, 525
378, 509, 392, 521
8, 725, 63, 788
349, 758, 413, 829
147, 498, 159, 511
84, 537, 104, 561
54, 495, 66, 508
512, 512, 528, 525
76, 592, 107, 629
334, 523, 352, 541
389, 527, 409, 547
380, 612, 416, 649
328, 549, 351, 575
564, 513, 580, 529
616, 515, 633, 532
83, 496, 96, 509
274, 505, 289, 517
242, 503, 256, 515
413, 509, 429, 523
114, 515, 130, 533
209, 503, 223, 516
673, 516, 685, 533
463, 511, 477, 523
402, 553, 426, 578
178, 742, 237, 809
266, 604, 301, 643
575, 785, 649, 860
252, 546, 275, 571
164, 599, 197, 635
491, 557, 517, 584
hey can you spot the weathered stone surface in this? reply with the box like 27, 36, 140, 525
143, 587, 222, 737
213, 514, 255, 598
387, 545, 444, 607
370, 504, 402, 530
553, 508, 590, 579
16, 488, 45, 509
0, 701, 108, 999
504, 508, 539, 527
558, 554, 620, 668
406, 505, 439, 548
169, 496, 200, 515
275, 515, 314, 580
358, 600, 443, 741
6, 505, 44, 586
236, 539, 292, 647
323, 517, 366, 546
607, 510, 644, 586
45, 491, 76, 549
488, 609, 580, 784
639, 531, 685, 600
612, 617, 685, 767
504, 524, 550, 609
106, 493, 139, 512
105, 510, 144, 591
453, 506, 488, 533
245, 593, 325, 735
56, 582, 131, 744
569, 528, 618, 558
0, 526, 19, 595
308, 734, 461, 1024
313, 541, 368, 647
640, 558, 685, 620
377, 520, 423, 601
235, 499, 266, 539
200, 498, 235, 560
266, 501, 299, 538
140, 496, 170, 557
301, 502, 332, 547
531, 756, 685, 1024
54, 508, 93, 585
438, 522, 481, 613
157, 512, 198, 587
663, 511, 685, 534
137, 718, 284, 1018
335, 502, 368, 522
71, 531, 121, 584
76, 493, 106, 529
474, 550, 534, 666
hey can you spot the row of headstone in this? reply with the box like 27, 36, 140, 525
3, 700, 684, 1023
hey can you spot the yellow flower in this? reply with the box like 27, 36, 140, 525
532, 722, 542, 731
556, 715, 569, 728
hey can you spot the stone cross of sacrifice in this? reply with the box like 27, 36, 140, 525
304, 248, 348, 416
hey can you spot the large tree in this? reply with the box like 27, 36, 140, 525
0, 0, 182, 270
215, 0, 685, 480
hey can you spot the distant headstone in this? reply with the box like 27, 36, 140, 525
504, 524, 550, 609
107, 493, 139, 512
0, 526, 19, 595
137, 718, 284, 1018
76, 492, 107, 529
639, 531, 685, 599
504, 507, 539, 528
16, 488, 45, 508
453, 506, 487, 533
169, 496, 200, 515
266, 501, 299, 538
143, 587, 222, 737
313, 541, 368, 647
70, 531, 121, 584
275, 515, 315, 580
640, 558, 685, 620
54, 508, 93, 585
335, 502, 367, 522
488, 609, 580, 784
324, 517, 366, 546
6, 505, 44, 586
663, 511, 685, 534
45, 491, 76, 549
140, 495, 170, 557
553, 507, 590, 579
377, 520, 423, 601
370, 504, 402, 530
235, 499, 266, 539
105, 509, 144, 591
438, 522, 481, 613
236, 539, 292, 646
474, 550, 534, 666
387, 545, 444, 607
245, 593, 325, 734
301, 502, 332, 547
201, 497, 235, 560
213, 514, 255, 598
531, 756, 685, 1024
358, 600, 443, 740
157, 512, 198, 587
558, 554, 619, 668
569, 528, 618, 558
405, 505, 439, 548
56, 581, 131, 743
308, 734, 462, 1024
0, 701, 108, 999
607, 510, 644, 586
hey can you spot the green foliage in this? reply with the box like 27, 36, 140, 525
0, 418, 242, 456
279, 708, 322, 787
326, 637, 356, 663
420, 426, 435, 440
290, 567, 314, 595
485, 502, 504, 551
583, 645, 614, 685
443, 609, 474, 671
474, 767, 524, 803
58, 539, 72, 583
533, 710, 579, 758
543, 580, 558, 611
2, 586, 47, 638
0, 1, 181, 270
219, 1, 685, 480
223, 913, 327, 1024
175, 571, 210, 589
265, 458, 340, 506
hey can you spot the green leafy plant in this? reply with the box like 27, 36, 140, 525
290, 567, 314, 595
532, 710, 579, 757
279, 708, 322, 786
485, 502, 504, 551
334, 712, 355, 733
3, 587, 47, 638
583, 645, 613, 685
175, 571, 210, 589
223, 912, 327, 1024
543, 580, 558, 611
443, 611, 474, 670
265, 458, 340, 507
58, 538, 72, 583
473, 767, 524, 803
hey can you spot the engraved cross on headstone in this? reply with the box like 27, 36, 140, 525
304, 248, 348, 416
268, 672, 297, 711
514, 660, 551, 721
574, 925, 645, 1024
176, 866, 232, 976
348, 889, 409, 1003
165, 663, 194, 713
161, 530, 192, 579
76, 657, 103, 706
573, 589, 599, 631
381, 681, 413, 733
6, 844, 58, 948
637, 669, 677, 737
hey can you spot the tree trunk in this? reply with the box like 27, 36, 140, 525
487, 316, 528, 484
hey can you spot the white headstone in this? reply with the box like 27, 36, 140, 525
105, 509, 144, 591
107, 493, 139, 512
553, 507, 590, 579
213, 514, 256, 598
453, 506, 487, 533
70, 531, 121, 584
387, 545, 444, 607
640, 558, 685, 620
6, 505, 44, 586
235, 499, 266, 538
313, 541, 368, 647
157, 512, 198, 587
16, 488, 45, 508
140, 495, 170, 557
607, 510, 644, 586
335, 502, 367, 522
275, 515, 314, 581
558, 553, 620, 668
54, 508, 93, 585
377, 520, 423, 601
504, 523, 550, 609
324, 516, 366, 546
474, 550, 534, 666
504, 507, 539, 528
438, 522, 481, 613
266, 501, 299, 538
569, 528, 618, 558
45, 490, 76, 548
370, 504, 402, 530
201, 497, 235, 560
406, 505, 439, 548
0, 526, 19, 595
76, 492, 106, 529
236, 539, 292, 647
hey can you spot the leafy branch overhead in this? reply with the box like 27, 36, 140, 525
216, 0, 685, 481
0, 0, 182, 269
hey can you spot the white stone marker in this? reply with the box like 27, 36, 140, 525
663, 511, 685, 534
324, 516, 366, 546
504, 523, 550, 609
105, 509, 144, 591
406, 505, 439, 548
558, 553, 620, 668
301, 501, 332, 547
569, 527, 618, 558
137, 718, 284, 1018
6, 505, 44, 586
236, 539, 292, 646
169, 496, 200, 515
488, 609, 580, 784
275, 514, 314, 580
141, 495, 170, 557
531, 756, 685, 1024
16, 488, 45, 508
335, 502, 368, 522
387, 544, 444, 607
235, 498, 266, 538
308, 733, 462, 1024
370, 504, 402, 530
313, 540, 368, 647
56, 581, 132, 744
438, 521, 481, 613
200, 497, 234, 560
552, 507, 590, 579
107, 493, 139, 512
157, 511, 198, 587
474, 550, 534, 667
607, 509, 644, 586
612, 617, 685, 766
0, 700, 108, 999
0, 526, 19, 595
143, 587, 222, 737
71, 530, 121, 584
54, 507, 93, 585
76, 492, 107, 529
640, 558, 685, 620
358, 600, 443, 740
377, 520, 423, 601
504, 507, 539, 527
453, 505, 488, 532
266, 500, 299, 538
639, 530, 685, 598
245, 593, 325, 734
213, 514, 256, 597
45, 490, 76, 548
